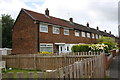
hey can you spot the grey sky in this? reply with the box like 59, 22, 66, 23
0, 0, 119, 36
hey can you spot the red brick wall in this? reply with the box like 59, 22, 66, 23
39, 25, 98, 44
12, 11, 38, 54
12, 11, 98, 54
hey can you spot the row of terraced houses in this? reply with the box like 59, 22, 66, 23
12, 8, 119, 54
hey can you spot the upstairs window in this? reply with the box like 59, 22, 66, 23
96, 34, 99, 39
40, 24, 48, 33
64, 28, 69, 35
92, 33, 94, 39
82, 32, 86, 37
99, 35, 101, 38
87, 33, 90, 38
75, 30, 79, 37
53, 26, 60, 34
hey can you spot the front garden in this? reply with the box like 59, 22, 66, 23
71, 36, 119, 69
72, 36, 119, 55
1, 36, 119, 79
2, 68, 43, 78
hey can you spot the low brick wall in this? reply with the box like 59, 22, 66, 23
105, 54, 113, 70
111, 50, 117, 57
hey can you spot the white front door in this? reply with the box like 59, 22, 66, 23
56, 45, 64, 53
59, 45, 64, 53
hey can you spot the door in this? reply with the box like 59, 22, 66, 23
56, 45, 64, 53
59, 45, 63, 53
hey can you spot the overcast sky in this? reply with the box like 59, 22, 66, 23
0, 0, 119, 36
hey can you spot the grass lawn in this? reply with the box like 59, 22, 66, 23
2, 68, 45, 78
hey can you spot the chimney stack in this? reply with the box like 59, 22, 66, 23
97, 26, 99, 30
87, 22, 89, 27
45, 8, 49, 16
69, 18, 73, 22
109, 31, 111, 34
104, 30, 106, 32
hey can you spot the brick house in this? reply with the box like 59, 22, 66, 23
12, 8, 119, 54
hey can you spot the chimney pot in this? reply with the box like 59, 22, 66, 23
104, 30, 106, 32
69, 18, 73, 22
97, 26, 99, 30
87, 22, 89, 27
109, 31, 111, 34
45, 8, 49, 16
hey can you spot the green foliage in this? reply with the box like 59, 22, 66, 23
2, 14, 14, 48
38, 51, 53, 54
71, 44, 89, 52
98, 36, 117, 50
89, 44, 109, 53
0, 18, 2, 48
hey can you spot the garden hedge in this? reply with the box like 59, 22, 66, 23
71, 44, 89, 52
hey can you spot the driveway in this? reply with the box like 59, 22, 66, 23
109, 55, 120, 79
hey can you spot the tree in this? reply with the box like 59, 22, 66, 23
2, 14, 14, 48
0, 18, 2, 48
98, 36, 117, 50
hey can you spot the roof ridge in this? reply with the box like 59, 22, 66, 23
22, 8, 67, 21
21, 8, 115, 37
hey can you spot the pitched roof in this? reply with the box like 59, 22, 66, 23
22, 8, 115, 38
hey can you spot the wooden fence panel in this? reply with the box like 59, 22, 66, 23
69, 65, 73, 78
59, 67, 64, 78
16, 72, 24, 78
79, 61, 83, 78
73, 62, 77, 78
7, 72, 14, 78
27, 72, 34, 78
37, 72, 44, 78
2, 53, 105, 79
64, 66, 69, 78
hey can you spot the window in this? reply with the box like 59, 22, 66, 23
40, 24, 48, 33
75, 30, 79, 37
96, 34, 99, 39
82, 32, 86, 37
92, 33, 94, 39
99, 35, 101, 38
61, 46, 62, 51
53, 26, 60, 34
40, 44, 53, 52
64, 28, 69, 35
67, 46, 69, 51
87, 33, 90, 38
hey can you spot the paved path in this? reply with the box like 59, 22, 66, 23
109, 55, 120, 79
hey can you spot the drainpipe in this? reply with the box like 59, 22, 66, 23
37, 23, 40, 52
34, 20, 40, 52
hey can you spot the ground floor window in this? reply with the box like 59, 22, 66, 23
40, 43, 53, 52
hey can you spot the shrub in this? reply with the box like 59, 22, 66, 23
89, 44, 108, 53
98, 36, 118, 50
38, 51, 53, 54
71, 45, 79, 52
71, 44, 89, 52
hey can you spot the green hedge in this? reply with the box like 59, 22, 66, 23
71, 44, 89, 52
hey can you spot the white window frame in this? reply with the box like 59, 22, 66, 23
99, 35, 101, 38
53, 26, 60, 34
82, 32, 86, 37
40, 43, 53, 52
87, 33, 90, 38
92, 33, 94, 39
40, 24, 48, 33
64, 28, 69, 35
67, 46, 69, 51
96, 34, 99, 39
75, 30, 79, 37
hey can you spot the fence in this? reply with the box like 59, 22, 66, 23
2, 53, 105, 78
2, 52, 101, 70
